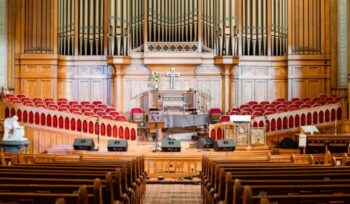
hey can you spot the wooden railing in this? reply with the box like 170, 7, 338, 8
5, 103, 138, 140
209, 103, 342, 146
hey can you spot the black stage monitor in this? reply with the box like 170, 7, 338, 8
161, 139, 181, 152
73, 138, 95, 151
214, 139, 236, 151
107, 139, 128, 152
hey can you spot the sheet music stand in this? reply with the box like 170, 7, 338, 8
147, 121, 165, 152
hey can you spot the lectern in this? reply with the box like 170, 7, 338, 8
147, 121, 165, 152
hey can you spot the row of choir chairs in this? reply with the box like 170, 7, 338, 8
4, 94, 129, 122
0, 152, 146, 204
201, 151, 350, 204
209, 94, 341, 123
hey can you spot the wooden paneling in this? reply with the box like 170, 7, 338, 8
57, 56, 113, 104
288, 55, 331, 99
233, 56, 288, 106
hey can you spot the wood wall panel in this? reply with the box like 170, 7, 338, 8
233, 56, 288, 106
288, 55, 331, 99
57, 56, 114, 104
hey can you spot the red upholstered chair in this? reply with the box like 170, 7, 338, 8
44, 98, 55, 103
97, 104, 108, 109
276, 104, 287, 110
93, 101, 103, 106
219, 115, 230, 122
252, 104, 263, 110
72, 111, 82, 115
131, 107, 144, 123
242, 108, 252, 113
102, 115, 113, 120
69, 101, 79, 106
59, 104, 71, 110
58, 98, 68, 103
239, 104, 250, 109
291, 98, 300, 102
289, 106, 299, 111
106, 107, 116, 113
84, 111, 94, 116
264, 104, 275, 109
72, 104, 83, 109
36, 104, 47, 109
116, 115, 128, 121
248, 101, 258, 106
301, 98, 311, 102
82, 108, 92, 113
58, 107, 69, 112
45, 101, 56, 106
231, 108, 241, 113
283, 101, 292, 106
58, 101, 68, 106
48, 104, 59, 110
70, 108, 80, 113
300, 104, 311, 109
260, 101, 270, 106
209, 108, 222, 123
276, 108, 287, 113
21, 97, 31, 102
217, 128, 223, 140
108, 111, 120, 117
17, 94, 26, 99
241, 111, 251, 115
276, 98, 286, 102
85, 104, 95, 109
271, 101, 280, 106
81, 101, 90, 106
24, 102, 34, 107
252, 111, 263, 117
96, 111, 107, 117
318, 94, 327, 99
264, 111, 275, 115
33, 98, 43, 103
93, 108, 104, 114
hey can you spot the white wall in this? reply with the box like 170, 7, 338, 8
0, 0, 7, 87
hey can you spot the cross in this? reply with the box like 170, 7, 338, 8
166, 68, 180, 89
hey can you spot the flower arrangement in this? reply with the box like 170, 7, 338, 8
151, 72, 161, 89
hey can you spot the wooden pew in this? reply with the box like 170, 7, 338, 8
0, 185, 89, 204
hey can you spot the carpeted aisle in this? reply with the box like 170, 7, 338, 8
144, 184, 202, 204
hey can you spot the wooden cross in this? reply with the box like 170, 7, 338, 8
166, 68, 180, 89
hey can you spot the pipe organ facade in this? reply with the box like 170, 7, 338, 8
7, 0, 346, 114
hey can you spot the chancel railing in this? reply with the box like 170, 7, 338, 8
4, 103, 138, 141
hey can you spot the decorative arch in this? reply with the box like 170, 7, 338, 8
59, 117, 64, 129
289, 116, 294, 128
295, 115, 300, 127
95, 122, 100, 135
125, 127, 130, 140
113, 126, 118, 138
71, 118, 76, 131
23, 111, 28, 123
331, 109, 336, 121
107, 125, 112, 137
77, 119, 82, 131
253, 121, 258, 127
307, 113, 312, 125
40, 113, 46, 126
131, 128, 136, 140
337, 108, 342, 120
29, 112, 34, 124
119, 127, 124, 139
53, 115, 58, 127
11, 108, 16, 117
313, 112, 318, 124
47, 114, 52, 127
283, 117, 288, 129
259, 121, 264, 127
35, 113, 40, 125
101, 124, 106, 136
277, 118, 282, 130
211, 129, 216, 140
217, 128, 223, 140
271, 119, 276, 131
65, 117, 70, 130
16, 109, 22, 121
83, 121, 88, 133
319, 111, 324, 123
89, 121, 94, 134
265, 120, 270, 132
301, 114, 306, 126
5, 107, 10, 118
325, 110, 330, 122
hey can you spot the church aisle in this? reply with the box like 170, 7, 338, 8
144, 184, 202, 204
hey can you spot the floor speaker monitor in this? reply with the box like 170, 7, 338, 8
73, 138, 95, 151
107, 139, 128, 152
214, 139, 236, 151
161, 139, 181, 152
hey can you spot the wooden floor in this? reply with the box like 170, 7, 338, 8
144, 184, 202, 204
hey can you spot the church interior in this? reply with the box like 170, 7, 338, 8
0, 0, 350, 203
